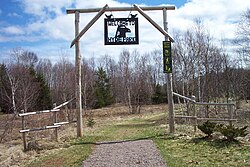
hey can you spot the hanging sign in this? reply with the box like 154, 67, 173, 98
104, 16, 139, 45
163, 41, 172, 73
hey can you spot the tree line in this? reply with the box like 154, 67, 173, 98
0, 9, 249, 114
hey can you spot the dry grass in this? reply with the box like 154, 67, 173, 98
0, 103, 249, 167
0, 104, 167, 167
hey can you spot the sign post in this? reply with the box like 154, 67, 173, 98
163, 8, 175, 133
163, 41, 172, 73
75, 11, 83, 137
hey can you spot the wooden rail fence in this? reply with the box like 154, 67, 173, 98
173, 92, 237, 132
19, 99, 75, 151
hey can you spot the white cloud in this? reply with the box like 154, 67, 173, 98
168, 0, 250, 42
7, 12, 22, 18
20, 0, 73, 20
2, 0, 250, 62
1, 26, 25, 35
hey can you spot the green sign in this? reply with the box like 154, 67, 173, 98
163, 41, 172, 73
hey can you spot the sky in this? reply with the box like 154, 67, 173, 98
0, 0, 249, 63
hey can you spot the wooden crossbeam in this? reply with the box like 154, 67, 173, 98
197, 118, 237, 121
66, 5, 175, 14
173, 92, 196, 103
18, 109, 60, 117
53, 98, 75, 109
133, 4, 174, 42
70, 4, 108, 48
20, 125, 61, 133
195, 102, 235, 106
175, 115, 197, 119
53, 121, 77, 126
175, 116, 237, 122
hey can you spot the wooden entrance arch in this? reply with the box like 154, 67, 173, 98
66, 4, 176, 137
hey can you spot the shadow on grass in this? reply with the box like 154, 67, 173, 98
190, 136, 242, 148
72, 133, 175, 146
115, 122, 153, 128
114, 116, 167, 129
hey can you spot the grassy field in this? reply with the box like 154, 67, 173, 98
22, 105, 250, 167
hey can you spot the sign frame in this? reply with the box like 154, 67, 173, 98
104, 17, 139, 45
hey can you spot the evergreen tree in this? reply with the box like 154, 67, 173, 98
35, 72, 53, 110
29, 67, 52, 110
94, 67, 114, 108
0, 64, 11, 113
152, 84, 164, 104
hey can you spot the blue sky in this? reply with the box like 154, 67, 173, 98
116, 0, 186, 7
0, 0, 249, 63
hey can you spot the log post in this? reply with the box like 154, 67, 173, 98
75, 11, 83, 137
228, 99, 233, 126
163, 8, 175, 133
192, 96, 197, 132
21, 110, 27, 151
53, 103, 58, 141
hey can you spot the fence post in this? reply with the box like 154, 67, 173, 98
53, 103, 59, 141
192, 96, 197, 132
186, 102, 189, 123
228, 99, 233, 126
21, 110, 27, 151
205, 105, 209, 118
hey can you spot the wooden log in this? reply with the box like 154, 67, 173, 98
53, 120, 77, 125
70, 4, 108, 47
195, 102, 235, 106
53, 98, 75, 110
175, 115, 197, 119
21, 114, 27, 151
228, 99, 233, 126
53, 111, 58, 141
134, 4, 174, 42
197, 118, 237, 121
54, 121, 69, 125
75, 11, 83, 138
173, 92, 196, 103
192, 96, 197, 132
19, 125, 61, 133
66, 5, 175, 14
18, 109, 60, 117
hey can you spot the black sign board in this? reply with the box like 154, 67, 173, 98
104, 18, 139, 45
163, 41, 172, 73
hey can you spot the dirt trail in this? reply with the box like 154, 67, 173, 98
82, 139, 167, 167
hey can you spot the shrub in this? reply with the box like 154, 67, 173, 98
217, 124, 248, 141
87, 116, 96, 128
198, 121, 217, 137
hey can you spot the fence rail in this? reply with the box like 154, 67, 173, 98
173, 92, 195, 103
195, 102, 235, 106
20, 125, 61, 133
173, 92, 236, 132
18, 109, 60, 117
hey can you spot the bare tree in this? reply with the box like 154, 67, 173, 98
235, 8, 250, 67
172, 19, 233, 104
151, 49, 165, 85
51, 58, 75, 120
3, 49, 40, 112
130, 51, 153, 113
118, 50, 133, 112
36, 59, 53, 88
82, 58, 96, 109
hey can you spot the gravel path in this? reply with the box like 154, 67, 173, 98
82, 139, 167, 167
